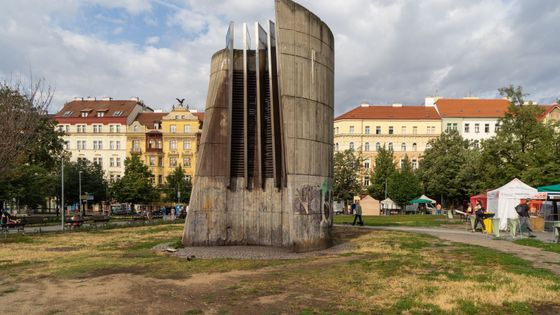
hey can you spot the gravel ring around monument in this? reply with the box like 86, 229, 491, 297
153, 241, 356, 260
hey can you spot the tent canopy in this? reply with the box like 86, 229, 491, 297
538, 184, 560, 192
470, 193, 488, 209
419, 195, 436, 203
487, 178, 537, 230
381, 198, 400, 209
410, 198, 433, 204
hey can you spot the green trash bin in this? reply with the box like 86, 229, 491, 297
492, 218, 500, 237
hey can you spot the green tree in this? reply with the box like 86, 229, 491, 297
388, 155, 422, 207
162, 165, 192, 203
479, 85, 560, 187
55, 159, 108, 206
333, 149, 364, 203
417, 130, 473, 207
367, 146, 396, 200
110, 154, 159, 204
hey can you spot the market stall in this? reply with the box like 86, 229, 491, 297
470, 193, 488, 209
537, 184, 560, 227
487, 178, 537, 230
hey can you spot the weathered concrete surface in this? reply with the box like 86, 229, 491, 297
183, 0, 334, 252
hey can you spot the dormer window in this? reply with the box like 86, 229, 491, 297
63, 111, 73, 117
97, 112, 104, 117
81, 112, 88, 117
113, 111, 123, 117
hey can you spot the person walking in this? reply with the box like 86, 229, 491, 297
352, 200, 364, 226
473, 201, 486, 232
516, 199, 535, 237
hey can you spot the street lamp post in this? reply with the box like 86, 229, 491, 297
79, 170, 83, 218
61, 158, 65, 231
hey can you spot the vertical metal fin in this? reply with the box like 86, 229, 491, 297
226, 22, 234, 188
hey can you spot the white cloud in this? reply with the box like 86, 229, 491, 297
1, 0, 560, 115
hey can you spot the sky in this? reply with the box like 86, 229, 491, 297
1, 0, 559, 115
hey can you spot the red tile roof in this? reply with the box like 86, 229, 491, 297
135, 112, 165, 127
335, 105, 440, 120
55, 99, 143, 118
193, 112, 204, 122
436, 98, 510, 118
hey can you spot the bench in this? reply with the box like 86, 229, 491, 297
65, 218, 84, 229
1, 221, 25, 233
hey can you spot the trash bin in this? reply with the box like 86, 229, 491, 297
484, 218, 493, 234
492, 218, 500, 237
508, 218, 520, 237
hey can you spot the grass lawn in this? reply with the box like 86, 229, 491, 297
514, 238, 560, 255
334, 214, 464, 227
1, 224, 560, 314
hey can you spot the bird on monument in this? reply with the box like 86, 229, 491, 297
176, 98, 185, 106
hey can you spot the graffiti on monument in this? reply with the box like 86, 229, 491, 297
292, 180, 332, 223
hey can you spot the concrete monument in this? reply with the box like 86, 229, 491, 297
182, 0, 334, 252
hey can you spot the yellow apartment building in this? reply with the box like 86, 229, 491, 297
127, 112, 166, 185
334, 103, 441, 186
161, 105, 201, 181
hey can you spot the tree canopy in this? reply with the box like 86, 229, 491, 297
110, 154, 159, 204
367, 146, 396, 200
333, 149, 364, 202
162, 165, 192, 203
388, 154, 422, 207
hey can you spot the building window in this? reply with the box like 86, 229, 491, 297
412, 143, 417, 151
183, 140, 191, 150
400, 159, 405, 168
401, 126, 406, 134
158, 175, 163, 185
93, 157, 102, 166
170, 140, 177, 150
93, 141, 98, 150
184, 125, 191, 133
63, 111, 72, 117
349, 142, 354, 150
133, 125, 138, 132
412, 159, 418, 170
388, 142, 393, 151
148, 140, 155, 149
110, 158, 115, 167
114, 111, 123, 117
335, 127, 339, 134
375, 142, 381, 151
58, 125, 64, 132
149, 156, 156, 166
453, 123, 458, 130
364, 176, 370, 186
110, 125, 114, 133
132, 140, 140, 151
154, 122, 159, 130
110, 141, 115, 150
376, 126, 381, 134
473, 140, 480, 148
183, 157, 191, 167
116, 158, 121, 167
81, 112, 88, 117
475, 123, 480, 133
158, 157, 163, 167
170, 125, 176, 133
446, 123, 452, 132
169, 157, 177, 167
77, 140, 86, 150
495, 123, 500, 132
389, 126, 394, 134
401, 143, 406, 151
349, 126, 355, 134
428, 126, 432, 134
364, 160, 370, 169
464, 123, 470, 133
364, 126, 370, 134
116, 141, 121, 150
432, 126, 436, 134
115, 125, 120, 133
413, 126, 417, 135
63, 141, 69, 150
484, 123, 490, 133
364, 142, 370, 151
110, 175, 115, 182
96, 112, 104, 117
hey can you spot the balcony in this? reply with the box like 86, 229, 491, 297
130, 148, 142, 154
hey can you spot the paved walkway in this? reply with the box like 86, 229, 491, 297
340, 224, 560, 276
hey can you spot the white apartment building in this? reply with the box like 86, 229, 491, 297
54, 97, 150, 180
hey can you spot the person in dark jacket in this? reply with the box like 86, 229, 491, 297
516, 199, 535, 237
473, 201, 486, 232
352, 200, 364, 226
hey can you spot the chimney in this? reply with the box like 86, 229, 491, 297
73, 97, 84, 101
392, 103, 403, 107
360, 103, 369, 107
130, 96, 140, 102
101, 97, 113, 101
86, 96, 96, 101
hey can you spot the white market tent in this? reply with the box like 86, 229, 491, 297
381, 198, 400, 210
487, 178, 537, 230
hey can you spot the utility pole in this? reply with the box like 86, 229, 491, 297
61, 158, 65, 231
79, 170, 83, 218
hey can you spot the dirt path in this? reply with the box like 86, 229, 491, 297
347, 225, 560, 276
